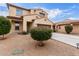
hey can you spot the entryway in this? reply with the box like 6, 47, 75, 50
27, 22, 33, 33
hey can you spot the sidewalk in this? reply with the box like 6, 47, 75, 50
51, 33, 79, 47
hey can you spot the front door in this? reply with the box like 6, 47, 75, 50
15, 21, 20, 33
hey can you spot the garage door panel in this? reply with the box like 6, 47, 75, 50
37, 24, 51, 28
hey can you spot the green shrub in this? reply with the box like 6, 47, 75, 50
30, 27, 52, 47
0, 16, 11, 39
65, 25, 73, 34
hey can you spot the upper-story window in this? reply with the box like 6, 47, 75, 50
39, 12, 45, 17
16, 9, 23, 15
34, 10, 36, 12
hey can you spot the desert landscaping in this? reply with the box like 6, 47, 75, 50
0, 3, 79, 56
0, 33, 79, 56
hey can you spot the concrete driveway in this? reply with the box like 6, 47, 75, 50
51, 33, 79, 48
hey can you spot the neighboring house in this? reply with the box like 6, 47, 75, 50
55, 19, 79, 34
6, 3, 53, 33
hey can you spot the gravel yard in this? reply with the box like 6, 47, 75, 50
0, 33, 79, 56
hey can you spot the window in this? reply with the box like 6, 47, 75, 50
15, 25, 19, 30
16, 9, 22, 15
15, 22, 20, 30
39, 12, 45, 17
34, 10, 36, 12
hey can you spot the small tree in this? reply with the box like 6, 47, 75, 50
65, 25, 73, 34
30, 27, 52, 47
0, 16, 11, 39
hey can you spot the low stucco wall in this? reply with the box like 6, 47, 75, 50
57, 25, 66, 33
57, 24, 79, 34
72, 25, 79, 34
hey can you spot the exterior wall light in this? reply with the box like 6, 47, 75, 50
71, 24, 73, 26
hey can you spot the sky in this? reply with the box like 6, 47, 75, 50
0, 3, 79, 22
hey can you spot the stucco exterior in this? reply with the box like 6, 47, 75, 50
56, 20, 79, 34
7, 3, 53, 33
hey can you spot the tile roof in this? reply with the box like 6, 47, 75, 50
56, 19, 79, 25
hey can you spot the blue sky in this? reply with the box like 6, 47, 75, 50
0, 3, 79, 22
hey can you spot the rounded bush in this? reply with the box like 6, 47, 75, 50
65, 25, 73, 34
0, 16, 11, 39
30, 27, 52, 41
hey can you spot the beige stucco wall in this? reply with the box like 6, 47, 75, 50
22, 10, 30, 16
8, 6, 46, 16
34, 18, 52, 25
9, 19, 15, 33
23, 18, 27, 32
8, 5, 48, 19
23, 15, 53, 31
9, 6, 30, 16
57, 25, 66, 33
9, 6, 16, 16
23, 15, 37, 22
30, 10, 35, 14
32, 18, 53, 29
19, 22, 23, 32
11, 22, 15, 33
9, 19, 23, 33
8, 5, 53, 32
71, 25, 79, 34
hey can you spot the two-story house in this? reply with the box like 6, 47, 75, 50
7, 3, 53, 33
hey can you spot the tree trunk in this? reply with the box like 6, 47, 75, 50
3, 34, 4, 39
37, 41, 44, 47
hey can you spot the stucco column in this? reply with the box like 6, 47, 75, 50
51, 25, 53, 29
23, 20, 27, 32
10, 21, 15, 33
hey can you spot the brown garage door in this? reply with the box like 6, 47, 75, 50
37, 24, 51, 28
